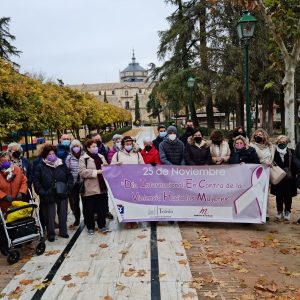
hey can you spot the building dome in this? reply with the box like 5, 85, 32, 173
120, 50, 148, 82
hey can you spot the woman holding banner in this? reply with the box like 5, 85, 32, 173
184, 129, 212, 165
111, 136, 144, 228
209, 130, 230, 165
229, 135, 260, 164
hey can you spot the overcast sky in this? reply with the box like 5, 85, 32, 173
2, 0, 174, 85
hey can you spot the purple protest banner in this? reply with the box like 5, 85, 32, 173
102, 164, 270, 224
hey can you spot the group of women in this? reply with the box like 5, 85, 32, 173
1, 125, 300, 243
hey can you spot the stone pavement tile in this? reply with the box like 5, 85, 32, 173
160, 282, 198, 300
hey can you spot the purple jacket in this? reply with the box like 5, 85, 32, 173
107, 146, 118, 164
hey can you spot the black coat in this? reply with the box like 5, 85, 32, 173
293, 142, 300, 188
184, 143, 212, 165
270, 148, 297, 197
229, 147, 260, 164
33, 161, 73, 203
152, 136, 164, 151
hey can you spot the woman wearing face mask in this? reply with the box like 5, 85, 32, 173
141, 137, 161, 165
270, 136, 297, 221
107, 134, 123, 164
184, 129, 212, 165
228, 126, 249, 152
111, 136, 144, 229
0, 152, 28, 215
229, 135, 260, 164
79, 139, 110, 235
111, 136, 145, 165
209, 130, 230, 165
33, 145, 73, 242
65, 140, 84, 227
249, 129, 274, 166
8, 142, 32, 192
57, 134, 72, 163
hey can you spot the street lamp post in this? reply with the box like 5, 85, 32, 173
187, 76, 195, 120
237, 11, 257, 138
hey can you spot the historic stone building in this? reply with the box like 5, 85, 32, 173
69, 52, 154, 123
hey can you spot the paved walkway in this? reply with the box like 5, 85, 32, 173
1, 127, 300, 299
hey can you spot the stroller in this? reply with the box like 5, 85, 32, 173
0, 190, 46, 264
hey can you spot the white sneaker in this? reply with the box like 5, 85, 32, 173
284, 211, 291, 221
276, 212, 283, 220
88, 229, 95, 235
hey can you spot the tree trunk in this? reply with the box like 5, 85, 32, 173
283, 58, 296, 147
236, 98, 243, 126
199, 3, 214, 129
191, 101, 199, 127
267, 97, 274, 135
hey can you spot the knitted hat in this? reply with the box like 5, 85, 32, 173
70, 139, 83, 150
167, 125, 177, 135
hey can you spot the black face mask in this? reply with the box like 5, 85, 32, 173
186, 127, 194, 134
96, 140, 102, 147
12, 151, 21, 159
194, 137, 202, 144
255, 136, 263, 143
145, 145, 152, 152
213, 140, 221, 145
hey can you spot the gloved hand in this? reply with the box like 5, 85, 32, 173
151, 162, 157, 167
16, 193, 23, 200
4, 195, 13, 202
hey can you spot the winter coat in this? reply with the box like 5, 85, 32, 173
270, 148, 297, 197
184, 137, 212, 165
141, 146, 161, 165
249, 142, 274, 165
159, 138, 185, 165
293, 141, 300, 188
97, 143, 109, 161
56, 143, 70, 163
179, 130, 193, 145
152, 136, 164, 151
78, 153, 108, 197
0, 166, 28, 214
229, 147, 260, 164
12, 157, 32, 188
209, 141, 231, 164
111, 149, 144, 165
33, 160, 73, 204
31, 156, 42, 180
107, 146, 118, 164
65, 153, 84, 182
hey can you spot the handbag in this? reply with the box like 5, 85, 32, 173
55, 181, 68, 198
269, 163, 286, 185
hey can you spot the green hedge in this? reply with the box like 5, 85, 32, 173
101, 126, 132, 143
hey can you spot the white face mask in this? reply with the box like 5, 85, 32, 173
115, 142, 121, 149
125, 145, 133, 152
169, 134, 176, 141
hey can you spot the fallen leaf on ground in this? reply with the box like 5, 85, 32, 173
175, 252, 184, 256
104, 296, 113, 300
240, 295, 256, 300
157, 238, 166, 242
15, 270, 25, 276
8, 286, 24, 299
226, 288, 236, 293
44, 250, 61, 256
119, 250, 128, 255
19, 279, 34, 285
178, 259, 188, 265
182, 239, 193, 250
239, 268, 249, 273
124, 268, 136, 277
182, 291, 197, 298
19, 256, 32, 263
159, 273, 166, 278
67, 283, 76, 288
137, 235, 147, 239
61, 274, 72, 282
203, 291, 218, 298
137, 269, 147, 277
75, 272, 89, 278
290, 272, 300, 278
31, 280, 51, 291
99, 243, 109, 248
116, 282, 126, 291
90, 253, 98, 257
280, 248, 290, 254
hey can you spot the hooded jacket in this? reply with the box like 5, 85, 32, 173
184, 136, 212, 165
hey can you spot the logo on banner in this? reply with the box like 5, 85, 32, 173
158, 207, 174, 217
117, 204, 124, 215
194, 207, 213, 217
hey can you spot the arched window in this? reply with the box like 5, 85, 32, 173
125, 101, 129, 109
99, 91, 101, 95
139, 89, 142, 93
125, 90, 128, 96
